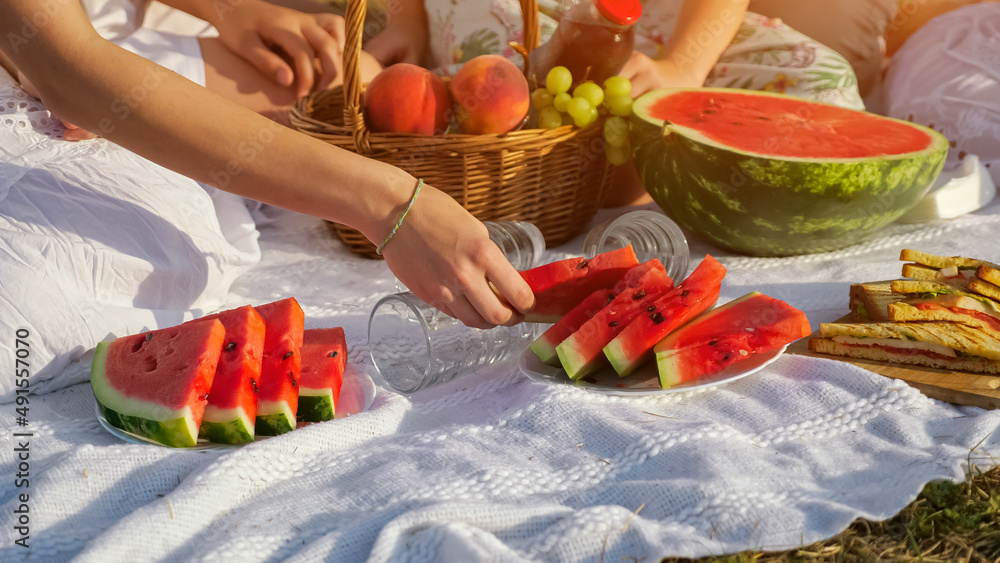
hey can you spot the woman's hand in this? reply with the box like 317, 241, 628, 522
380, 185, 534, 329
210, 0, 346, 98
619, 51, 705, 98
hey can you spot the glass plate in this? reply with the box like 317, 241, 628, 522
97, 364, 377, 449
518, 344, 787, 397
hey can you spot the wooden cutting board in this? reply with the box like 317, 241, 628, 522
787, 315, 1000, 410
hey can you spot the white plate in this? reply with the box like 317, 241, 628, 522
519, 345, 787, 397
97, 364, 377, 449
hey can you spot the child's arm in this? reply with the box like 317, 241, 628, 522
159, 0, 347, 97
621, 0, 749, 96
1, 0, 532, 328
364, 0, 430, 67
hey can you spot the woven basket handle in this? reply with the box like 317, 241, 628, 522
341, 0, 542, 152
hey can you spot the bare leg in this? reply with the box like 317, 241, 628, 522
199, 37, 383, 124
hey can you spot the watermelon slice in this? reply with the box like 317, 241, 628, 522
529, 288, 619, 366
556, 260, 674, 379
521, 245, 640, 322
91, 319, 225, 448
254, 298, 305, 435
654, 291, 811, 388
297, 328, 347, 423
198, 305, 266, 444
605, 255, 727, 376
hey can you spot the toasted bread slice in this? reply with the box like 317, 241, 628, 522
901, 263, 972, 290
978, 265, 1000, 286
808, 337, 1000, 374
817, 321, 1000, 360
899, 249, 997, 270
970, 277, 1000, 303
890, 279, 956, 295
849, 282, 899, 321
887, 302, 1000, 337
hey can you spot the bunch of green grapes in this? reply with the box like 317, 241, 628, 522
530, 67, 635, 165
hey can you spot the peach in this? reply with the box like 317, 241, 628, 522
449, 55, 530, 135
364, 63, 452, 135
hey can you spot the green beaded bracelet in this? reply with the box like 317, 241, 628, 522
376, 178, 423, 255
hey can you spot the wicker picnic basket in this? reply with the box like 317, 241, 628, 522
289, 0, 615, 258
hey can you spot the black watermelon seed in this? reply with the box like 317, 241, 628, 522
647, 305, 656, 312
328, 351, 339, 358
633, 289, 646, 300
709, 340, 719, 346
723, 354, 731, 361
608, 321, 619, 327
145, 333, 153, 342
283, 351, 293, 360
576, 260, 589, 269
681, 290, 690, 297
651, 312, 665, 324
225, 341, 237, 352
250, 378, 258, 393
290, 372, 297, 387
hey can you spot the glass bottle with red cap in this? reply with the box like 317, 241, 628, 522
529, 0, 643, 86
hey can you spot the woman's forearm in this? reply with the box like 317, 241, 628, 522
1, 0, 409, 243
659, 0, 749, 84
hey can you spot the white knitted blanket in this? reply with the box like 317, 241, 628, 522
2, 202, 1000, 562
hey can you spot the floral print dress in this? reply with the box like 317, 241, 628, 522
423, 0, 865, 110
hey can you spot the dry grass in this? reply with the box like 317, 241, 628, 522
662, 465, 1000, 563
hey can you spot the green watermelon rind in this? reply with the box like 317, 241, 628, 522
91, 342, 200, 448
631, 88, 949, 257
199, 407, 254, 444
297, 388, 336, 423
255, 400, 296, 435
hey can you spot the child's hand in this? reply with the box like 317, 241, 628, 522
212, 0, 346, 98
19, 70, 97, 141
619, 51, 705, 98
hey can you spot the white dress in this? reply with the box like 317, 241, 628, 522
0, 1, 259, 402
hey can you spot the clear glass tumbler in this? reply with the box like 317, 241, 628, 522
368, 292, 541, 394
582, 210, 690, 281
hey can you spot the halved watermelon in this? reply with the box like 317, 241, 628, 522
631, 88, 949, 256
556, 260, 674, 379
199, 305, 266, 444
604, 255, 727, 376
91, 319, 225, 448
521, 245, 639, 322
297, 327, 347, 423
654, 291, 811, 388
254, 298, 305, 435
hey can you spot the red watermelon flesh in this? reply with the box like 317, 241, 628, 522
529, 288, 619, 366
199, 305, 266, 444
655, 291, 811, 388
648, 89, 933, 159
297, 328, 347, 423
90, 318, 225, 447
254, 297, 305, 435
521, 245, 640, 322
556, 260, 674, 379
605, 255, 727, 376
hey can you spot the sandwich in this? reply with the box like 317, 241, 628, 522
808, 321, 1000, 374
899, 248, 999, 290
970, 264, 1000, 302
848, 280, 1000, 336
